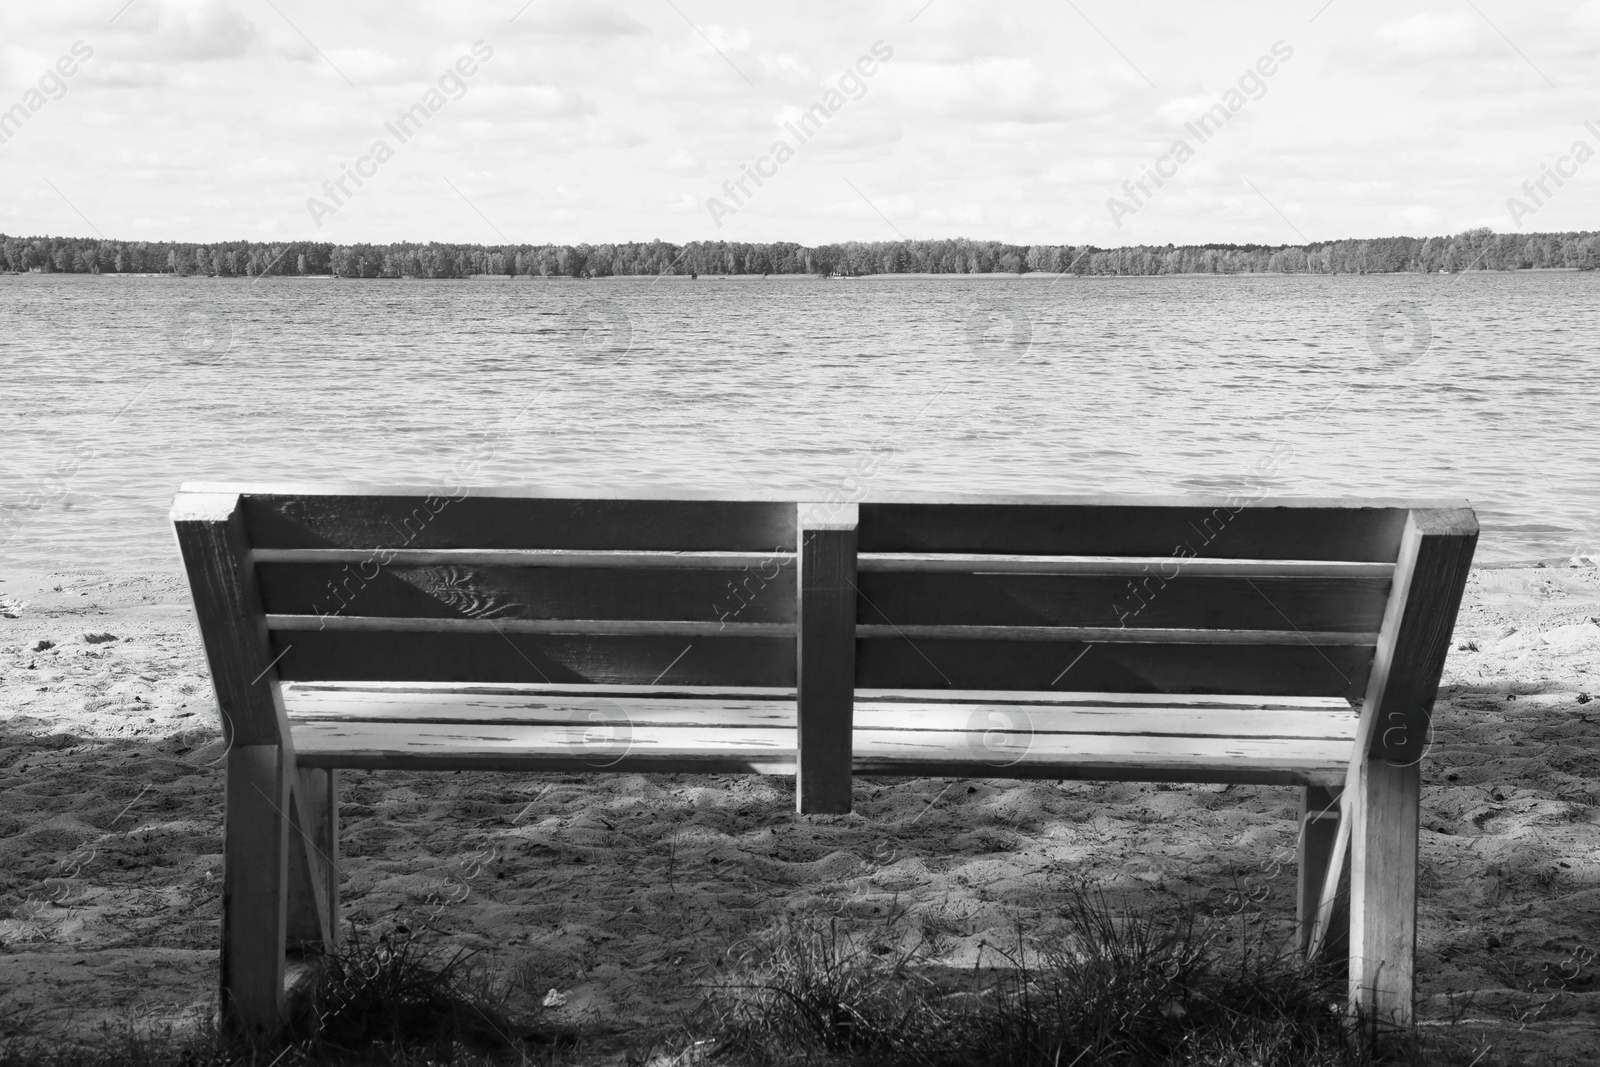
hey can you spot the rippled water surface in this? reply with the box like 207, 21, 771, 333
1, 271, 1595, 575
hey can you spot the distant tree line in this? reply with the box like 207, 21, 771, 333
4, 228, 1597, 278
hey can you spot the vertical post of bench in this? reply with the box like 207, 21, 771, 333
287, 768, 339, 951
1297, 785, 1343, 957
1346, 507, 1477, 1031
173, 492, 299, 1041
796, 501, 858, 814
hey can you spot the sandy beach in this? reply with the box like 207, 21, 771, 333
1, 563, 1597, 1062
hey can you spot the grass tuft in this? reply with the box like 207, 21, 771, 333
0, 924, 565, 1067
972, 890, 1358, 1066
284, 926, 529, 1060
688, 888, 1505, 1067
703, 904, 953, 1060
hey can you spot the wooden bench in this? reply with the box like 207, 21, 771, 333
172, 485, 1476, 1039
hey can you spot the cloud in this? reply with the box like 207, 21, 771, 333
664, 149, 702, 174
889, 58, 1122, 127
118, 0, 257, 62
509, 3, 646, 38
1372, 12, 1491, 60
701, 24, 754, 53
322, 47, 410, 85
471, 84, 598, 121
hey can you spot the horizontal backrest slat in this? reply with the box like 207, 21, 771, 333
270, 630, 793, 687
255, 548, 790, 568
243, 495, 799, 552
857, 572, 1390, 633
857, 639, 1369, 698
257, 560, 795, 624
858, 554, 1395, 577
859, 503, 1410, 561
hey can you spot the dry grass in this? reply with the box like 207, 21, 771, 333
0, 898, 1567, 1067
0, 927, 570, 1067
686, 889, 1539, 1067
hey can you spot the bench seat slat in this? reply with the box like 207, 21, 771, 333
288, 719, 1351, 785
853, 688, 1350, 708
284, 684, 1356, 785
282, 681, 1349, 708
282, 686, 1357, 740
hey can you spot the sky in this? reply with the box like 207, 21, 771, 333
0, 0, 1596, 247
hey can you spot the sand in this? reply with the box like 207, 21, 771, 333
1, 565, 1597, 1062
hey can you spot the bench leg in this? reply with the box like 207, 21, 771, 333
287, 768, 339, 953
1349, 759, 1419, 1031
222, 744, 291, 1041
1297, 785, 1344, 957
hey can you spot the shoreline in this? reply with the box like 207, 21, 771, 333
7, 267, 1590, 281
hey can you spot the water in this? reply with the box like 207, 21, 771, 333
1, 270, 1595, 576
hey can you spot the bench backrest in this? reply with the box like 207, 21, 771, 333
218, 489, 802, 688
173, 486, 1476, 777
856, 499, 1406, 699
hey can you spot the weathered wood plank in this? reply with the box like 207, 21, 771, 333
1362, 508, 1477, 764
1350, 759, 1420, 1029
796, 503, 858, 814
856, 624, 1377, 645
852, 728, 1351, 785
282, 680, 1350, 709
290, 720, 796, 771
856, 571, 1391, 632
269, 615, 794, 638
855, 688, 1352, 709
182, 482, 1471, 509
286, 768, 337, 952
857, 639, 1374, 698
171, 492, 293, 747
281, 688, 1358, 740
269, 630, 796, 687
852, 729, 1353, 767
1297, 785, 1343, 956
858, 554, 1395, 577
255, 548, 794, 569
257, 560, 794, 625
271, 615, 1371, 645
243, 495, 798, 552
287, 719, 1351, 784
283, 681, 799, 700
858, 503, 1410, 562
221, 744, 290, 1039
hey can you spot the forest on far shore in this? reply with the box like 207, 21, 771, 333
3, 227, 1597, 279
